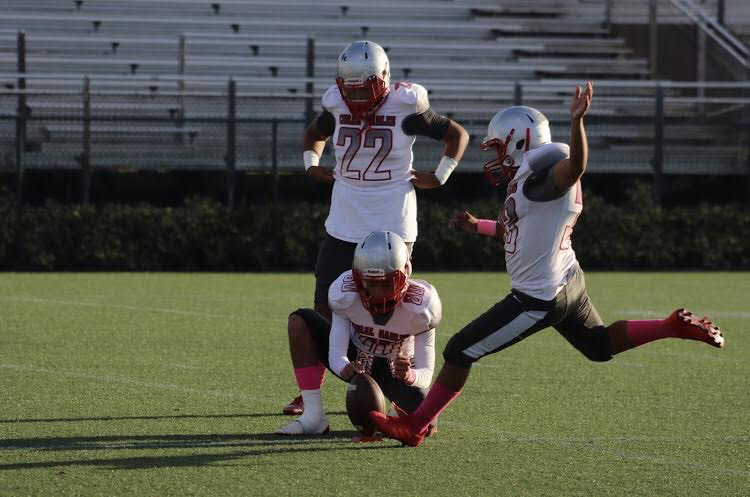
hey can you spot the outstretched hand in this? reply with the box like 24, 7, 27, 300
307, 165, 334, 184
410, 171, 441, 189
571, 81, 593, 120
449, 210, 478, 233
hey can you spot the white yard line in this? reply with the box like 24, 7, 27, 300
447, 425, 750, 476
0, 295, 289, 325
1, 438, 331, 451
0, 295, 237, 318
0, 363, 273, 404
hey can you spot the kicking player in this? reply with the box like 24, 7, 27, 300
371, 82, 725, 446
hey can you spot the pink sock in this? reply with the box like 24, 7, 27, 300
409, 381, 462, 434
293, 364, 326, 391
625, 319, 678, 347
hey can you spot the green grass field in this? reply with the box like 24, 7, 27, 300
1, 272, 748, 497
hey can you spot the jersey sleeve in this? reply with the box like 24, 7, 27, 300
527, 142, 570, 173
328, 271, 360, 314
523, 143, 572, 202
321, 85, 341, 114
328, 311, 351, 377
410, 329, 435, 389
392, 82, 430, 114
420, 281, 443, 330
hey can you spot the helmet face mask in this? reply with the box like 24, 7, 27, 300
481, 106, 551, 187
336, 41, 390, 122
481, 129, 523, 188
352, 231, 409, 315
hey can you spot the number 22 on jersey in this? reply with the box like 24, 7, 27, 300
336, 126, 393, 181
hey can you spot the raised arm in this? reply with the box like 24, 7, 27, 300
551, 81, 593, 191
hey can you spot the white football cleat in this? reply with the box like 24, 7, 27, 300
276, 416, 329, 436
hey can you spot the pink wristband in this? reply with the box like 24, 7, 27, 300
476, 219, 497, 236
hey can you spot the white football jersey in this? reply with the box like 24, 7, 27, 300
500, 143, 582, 301
321, 82, 431, 243
327, 270, 442, 389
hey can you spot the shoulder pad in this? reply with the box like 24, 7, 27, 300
328, 270, 360, 313
527, 142, 570, 173
391, 82, 430, 114
321, 84, 342, 113
402, 279, 442, 330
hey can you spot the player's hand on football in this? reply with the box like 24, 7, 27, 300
391, 354, 413, 384
340, 361, 365, 382
307, 165, 335, 184
410, 171, 441, 189
570, 81, 593, 121
449, 210, 478, 233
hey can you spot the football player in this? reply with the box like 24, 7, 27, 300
371, 82, 726, 447
284, 39, 468, 415
276, 230, 442, 436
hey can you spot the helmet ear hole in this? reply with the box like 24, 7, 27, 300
515, 139, 525, 150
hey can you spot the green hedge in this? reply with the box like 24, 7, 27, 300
0, 184, 748, 270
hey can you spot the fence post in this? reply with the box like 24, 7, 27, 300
81, 76, 92, 204
653, 84, 664, 204
513, 81, 522, 106
14, 30, 27, 268
305, 35, 315, 125
603, 0, 611, 31
177, 33, 186, 139
649, 0, 659, 78
271, 119, 280, 267
226, 78, 237, 209
745, 68, 750, 203
717, 0, 725, 25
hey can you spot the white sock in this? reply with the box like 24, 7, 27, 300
299, 389, 324, 421
276, 389, 327, 435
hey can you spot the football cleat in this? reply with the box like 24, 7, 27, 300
667, 308, 724, 348
370, 407, 426, 447
282, 395, 304, 415
276, 416, 329, 436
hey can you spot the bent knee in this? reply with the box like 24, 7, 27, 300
287, 313, 309, 337
442, 338, 477, 368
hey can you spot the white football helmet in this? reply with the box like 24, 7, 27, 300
481, 106, 551, 187
336, 41, 390, 121
352, 230, 410, 315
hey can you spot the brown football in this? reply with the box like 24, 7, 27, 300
345, 373, 388, 436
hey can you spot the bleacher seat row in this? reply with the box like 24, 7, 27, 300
0, 0, 748, 175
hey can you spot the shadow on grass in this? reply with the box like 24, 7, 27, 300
0, 411, 347, 424
0, 430, 399, 470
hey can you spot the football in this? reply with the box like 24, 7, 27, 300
345, 373, 388, 436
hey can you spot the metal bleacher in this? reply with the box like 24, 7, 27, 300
0, 0, 747, 176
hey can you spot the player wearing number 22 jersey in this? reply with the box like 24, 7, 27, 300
371, 82, 726, 447
302, 41, 468, 321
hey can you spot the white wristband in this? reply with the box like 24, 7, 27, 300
434, 156, 459, 185
303, 150, 320, 171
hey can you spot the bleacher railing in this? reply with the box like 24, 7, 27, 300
3, 74, 750, 206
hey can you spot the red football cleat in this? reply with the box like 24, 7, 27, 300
370, 407, 426, 447
667, 308, 725, 348
282, 395, 304, 415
